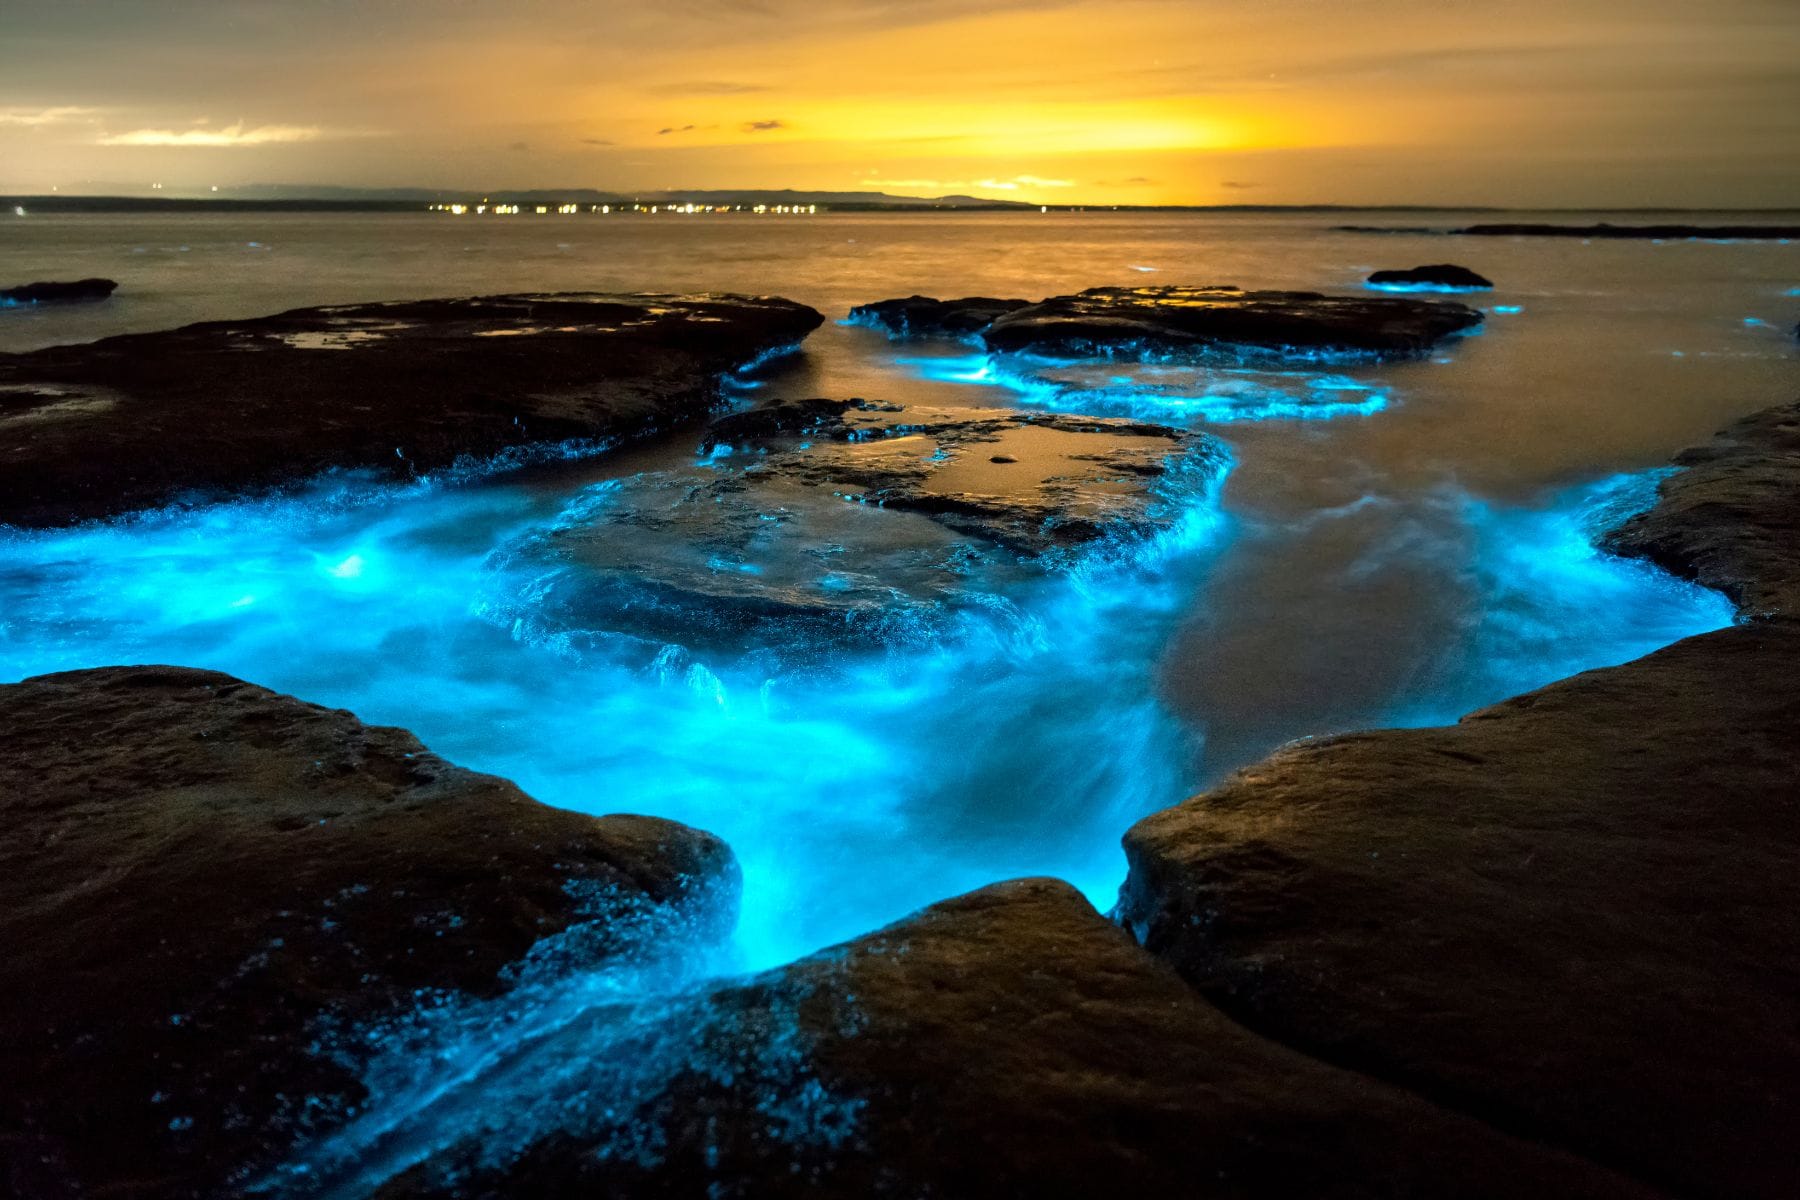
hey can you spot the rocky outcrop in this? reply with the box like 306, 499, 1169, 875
1455, 223, 1800, 240
980, 285, 1482, 360
1120, 399, 1800, 1198
1365, 263, 1494, 291
382, 880, 1651, 1199
483, 398, 1226, 659
844, 294, 1032, 340
1604, 400, 1800, 615
0, 666, 737, 1200
0, 278, 118, 305
0, 292, 823, 528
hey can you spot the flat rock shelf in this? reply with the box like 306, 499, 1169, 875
0, 292, 823, 527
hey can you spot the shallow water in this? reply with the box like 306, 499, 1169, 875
1, 209, 1793, 1186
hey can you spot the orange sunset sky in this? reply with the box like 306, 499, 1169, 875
2, 0, 1796, 206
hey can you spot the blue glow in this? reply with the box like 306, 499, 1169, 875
1491, 305, 1524, 315
1363, 281, 1490, 294
0, 446, 1736, 1190
894, 352, 1392, 423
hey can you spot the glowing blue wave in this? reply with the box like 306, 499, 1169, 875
894, 352, 1391, 423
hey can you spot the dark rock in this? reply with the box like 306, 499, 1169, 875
385, 880, 1651, 1199
1120, 400, 1800, 1197
1120, 622, 1800, 1199
0, 292, 823, 528
0, 278, 118, 306
1604, 400, 1800, 615
980, 285, 1483, 361
1365, 263, 1494, 290
0, 666, 738, 1199
843, 294, 1032, 340
485, 399, 1225, 659
1456, 223, 1800, 240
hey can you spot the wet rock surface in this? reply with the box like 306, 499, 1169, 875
848, 285, 1483, 360
1604, 400, 1800, 615
484, 398, 1225, 659
1121, 400, 1800, 1199
0, 277, 118, 305
0, 666, 737, 1200
844, 294, 1032, 339
1365, 263, 1494, 290
979, 285, 1483, 360
384, 879, 1651, 1199
0, 292, 822, 528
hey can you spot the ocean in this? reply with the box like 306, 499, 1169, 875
1, 208, 1795, 1184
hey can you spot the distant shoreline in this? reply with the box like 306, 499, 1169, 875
7, 195, 1800, 217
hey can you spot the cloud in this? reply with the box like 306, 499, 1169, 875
97, 121, 322, 147
581, 137, 615, 146
657, 123, 699, 135
742, 119, 785, 132
0, 106, 99, 127
508, 140, 530, 151
647, 81, 770, 96
1220, 180, 1261, 189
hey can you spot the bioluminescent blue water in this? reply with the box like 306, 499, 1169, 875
1363, 281, 1491, 294
895, 351, 1392, 423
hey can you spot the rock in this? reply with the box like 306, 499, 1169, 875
0, 666, 738, 1200
381, 880, 1651, 1198
0, 278, 118, 306
844, 295, 1033, 340
484, 398, 1226, 659
0, 292, 823, 528
1455, 223, 1800, 240
1604, 400, 1800, 615
1365, 264, 1494, 291
980, 285, 1483, 361
1120, 400, 1800, 1198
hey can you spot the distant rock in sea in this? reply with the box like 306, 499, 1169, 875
845, 294, 1033, 340
848, 285, 1484, 360
1365, 263, 1494, 291
1455, 222, 1800, 240
0, 665, 737, 1200
0, 277, 117, 306
0, 292, 823, 527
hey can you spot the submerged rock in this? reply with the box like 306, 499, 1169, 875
980, 285, 1483, 360
0, 292, 823, 528
0, 277, 118, 305
1365, 263, 1494, 291
1604, 400, 1800, 615
844, 294, 1032, 340
1121, 399, 1800, 1198
0, 666, 737, 1200
383, 880, 1650, 1198
485, 398, 1225, 659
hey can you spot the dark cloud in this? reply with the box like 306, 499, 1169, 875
656, 124, 698, 136
742, 119, 785, 132
580, 137, 614, 146
1220, 180, 1260, 189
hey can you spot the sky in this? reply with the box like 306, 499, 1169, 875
2, 0, 1797, 207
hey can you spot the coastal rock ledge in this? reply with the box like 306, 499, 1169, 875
0, 666, 738, 1200
850, 284, 1483, 360
389, 880, 1649, 1199
1120, 398, 1800, 1200
0, 292, 823, 528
